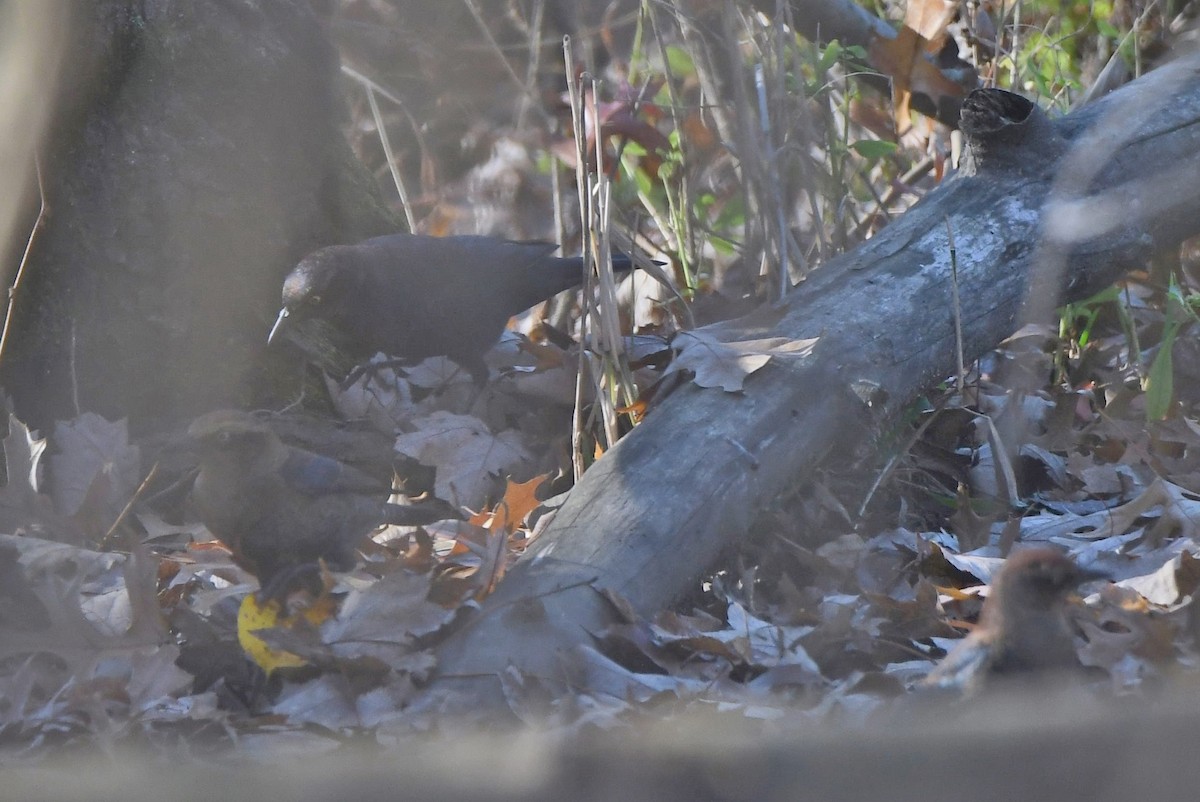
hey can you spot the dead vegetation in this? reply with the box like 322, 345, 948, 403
1, 0, 1200, 782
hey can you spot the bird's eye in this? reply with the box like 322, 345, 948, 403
216, 431, 232, 445
308, 294, 322, 306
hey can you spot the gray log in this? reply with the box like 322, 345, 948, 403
423, 53, 1200, 714
5, 683, 1200, 801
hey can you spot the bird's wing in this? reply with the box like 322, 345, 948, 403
279, 449, 343, 496
279, 448, 386, 497
921, 634, 993, 692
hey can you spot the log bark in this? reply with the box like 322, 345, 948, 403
8, 684, 1200, 801
422, 54, 1200, 714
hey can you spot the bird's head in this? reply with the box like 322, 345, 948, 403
269, 246, 349, 345
991, 548, 1106, 613
188, 410, 279, 462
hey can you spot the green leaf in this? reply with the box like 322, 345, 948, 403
639, 165, 657, 195
817, 40, 842, 73
1145, 323, 1178, 421
850, 139, 898, 160
664, 45, 696, 78
622, 140, 648, 158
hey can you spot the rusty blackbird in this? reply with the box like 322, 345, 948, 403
189, 410, 453, 595
268, 233, 634, 384
922, 548, 1106, 694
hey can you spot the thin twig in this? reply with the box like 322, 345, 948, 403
857, 401, 944, 519
564, 36, 589, 482
850, 155, 935, 241
517, 0, 545, 131
340, 65, 428, 225
646, 0, 695, 278
586, 73, 617, 449
101, 462, 160, 550
755, 61, 788, 302
340, 64, 406, 109
364, 84, 416, 232
462, 0, 547, 123
0, 154, 46, 367
945, 217, 965, 395
68, 320, 80, 416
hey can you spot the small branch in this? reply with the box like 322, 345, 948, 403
946, 217, 965, 395
364, 84, 416, 233
0, 154, 46, 368
101, 462, 161, 550
564, 36, 590, 482
340, 65, 427, 232
462, 0, 548, 125
517, 0, 545, 131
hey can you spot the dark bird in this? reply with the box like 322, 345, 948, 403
268, 233, 634, 385
189, 410, 454, 596
922, 548, 1106, 694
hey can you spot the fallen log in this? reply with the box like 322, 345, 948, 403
423, 53, 1200, 714
10, 683, 1200, 800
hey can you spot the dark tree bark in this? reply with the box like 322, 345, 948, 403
420, 54, 1200, 716
1, 1, 394, 435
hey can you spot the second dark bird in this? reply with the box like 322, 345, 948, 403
189, 410, 454, 597
921, 548, 1106, 694
268, 233, 634, 385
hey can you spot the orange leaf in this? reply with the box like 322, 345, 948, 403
904, 0, 956, 47
616, 398, 647, 422
682, 109, 718, 154
493, 474, 550, 535
868, 0, 962, 134
867, 29, 920, 134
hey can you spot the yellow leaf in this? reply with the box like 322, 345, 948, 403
236, 588, 338, 675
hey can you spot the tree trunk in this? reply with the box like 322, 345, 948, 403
1, 1, 395, 435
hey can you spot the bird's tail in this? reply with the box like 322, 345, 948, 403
379, 498, 463, 526
540, 252, 635, 296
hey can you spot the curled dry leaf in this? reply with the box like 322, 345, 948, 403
0, 413, 82, 542
667, 330, 819, 392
